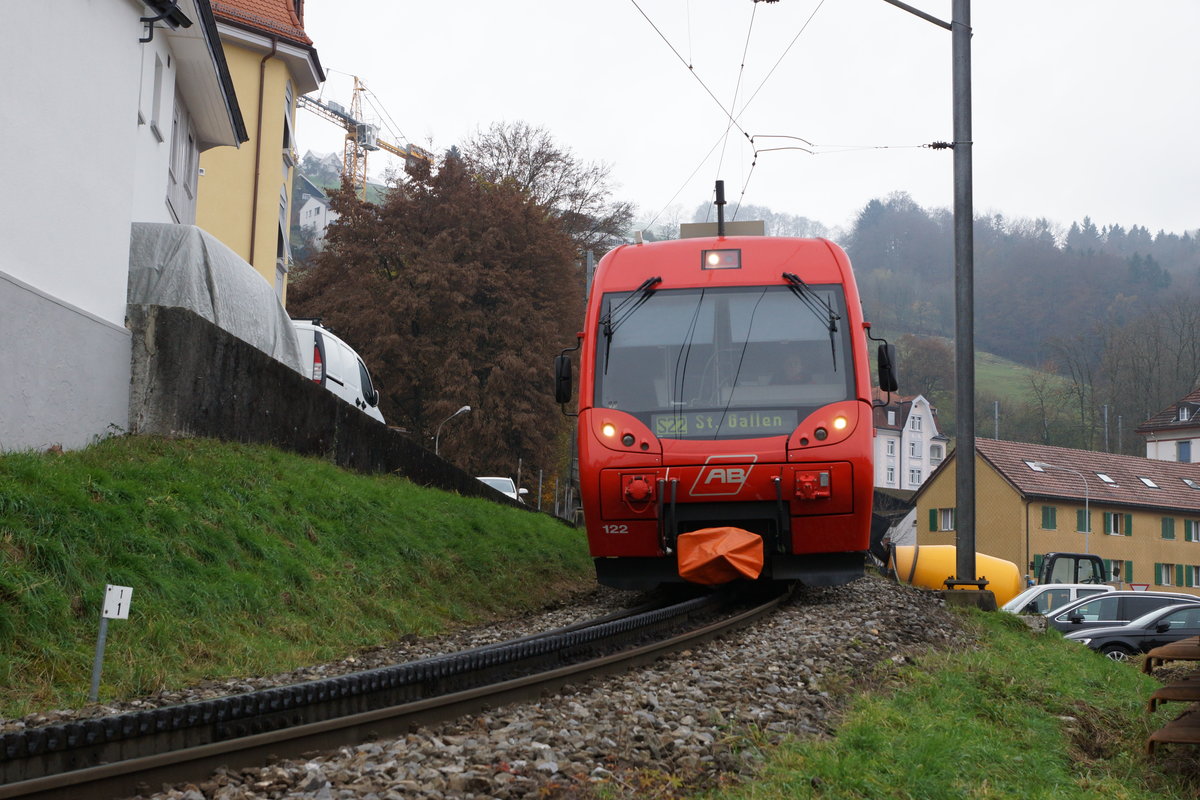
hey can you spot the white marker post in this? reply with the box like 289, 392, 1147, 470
89, 584, 132, 702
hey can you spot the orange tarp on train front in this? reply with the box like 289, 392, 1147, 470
677, 527, 764, 585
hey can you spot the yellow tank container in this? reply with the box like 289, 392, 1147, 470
889, 545, 1023, 606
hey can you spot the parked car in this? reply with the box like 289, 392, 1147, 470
292, 319, 384, 423
476, 476, 528, 503
1064, 603, 1200, 661
1001, 583, 1115, 615
1046, 590, 1200, 634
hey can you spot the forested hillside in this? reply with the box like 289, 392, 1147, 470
842, 192, 1200, 453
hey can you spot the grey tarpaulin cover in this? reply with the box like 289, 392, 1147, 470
127, 222, 304, 375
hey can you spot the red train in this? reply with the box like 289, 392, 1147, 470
556, 224, 896, 590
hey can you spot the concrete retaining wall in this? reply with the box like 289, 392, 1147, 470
127, 305, 524, 507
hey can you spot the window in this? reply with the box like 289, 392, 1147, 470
1184, 478, 1200, 490
1026, 461, 1046, 472
1103, 512, 1132, 536
930, 507, 955, 532
1181, 406, 1192, 422
1041, 506, 1057, 530
885, 466, 895, 485
887, 410, 896, 426
908, 441, 920, 458
1186, 520, 1200, 543
909, 468, 922, 485
1163, 517, 1177, 540
150, 54, 165, 141
910, 415, 923, 431
1096, 473, 1115, 484
1156, 563, 1182, 587
166, 93, 198, 224
1075, 509, 1092, 533
1138, 476, 1160, 488
1179, 441, 1193, 463
886, 440, 896, 456
930, 444, 943, 460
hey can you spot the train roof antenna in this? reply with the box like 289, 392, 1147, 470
715, 180, 726, 238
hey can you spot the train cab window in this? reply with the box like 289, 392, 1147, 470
594, 285, 853, 438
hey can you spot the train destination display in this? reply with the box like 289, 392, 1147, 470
650, 409, 799, 438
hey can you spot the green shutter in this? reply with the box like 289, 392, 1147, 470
1156, 563, 1163, 585
1103, 511, 1112, 534
1164, 517, 1176, 540
1126, 561, 1134, 583
929, 508, 937, 532
1177, 564, 1186, 587
1125, 513, 1133, 537
1077, 509, 1086, 532
1033, 554, 1044, 579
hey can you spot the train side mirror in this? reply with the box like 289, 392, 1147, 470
554, 354, 572, 404
877, 344, 899, 393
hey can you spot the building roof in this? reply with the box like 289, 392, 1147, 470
1136, 386, 1200, 435
211, 0, 311, 46
932, 438, 1200, 515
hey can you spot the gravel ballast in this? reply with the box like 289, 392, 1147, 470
5, 576, 974, 799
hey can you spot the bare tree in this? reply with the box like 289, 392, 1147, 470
462, 121, 633, 254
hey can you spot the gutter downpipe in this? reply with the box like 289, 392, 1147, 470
248, 36, 279, 265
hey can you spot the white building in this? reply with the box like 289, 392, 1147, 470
872, 392, 948, 491
1138, 388, 1200, 463
0, 0, 245, 451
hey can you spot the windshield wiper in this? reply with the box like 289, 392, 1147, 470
782, 272, 842, 368
601, 276, 662, 373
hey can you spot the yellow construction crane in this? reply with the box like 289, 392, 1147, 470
298, 76, 432, 200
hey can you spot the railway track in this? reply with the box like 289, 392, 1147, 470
0, 585, 791, 800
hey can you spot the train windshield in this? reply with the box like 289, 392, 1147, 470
594, 285, 854, 439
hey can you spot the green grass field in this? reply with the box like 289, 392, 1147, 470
0, 436, 592, 715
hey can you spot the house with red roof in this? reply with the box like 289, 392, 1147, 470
196, 0, 323, 302
1137, 387, 1200, 463
913, 438, 1200, 595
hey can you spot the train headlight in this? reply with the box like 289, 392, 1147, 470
602, 422, 617, 438
832, 416, 848, 431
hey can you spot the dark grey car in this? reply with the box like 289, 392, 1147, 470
1047, 590, 1200, 633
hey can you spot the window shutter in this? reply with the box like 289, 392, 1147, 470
1177, 563, 1186, 587
1103, 511, 1112, 534
929, 509, 937, 532
1156, 563, 1163, 584
1125, 514, 1133, 537
1077, 509, 1086, 532
1033, 554, 1044, 579
1126, 561, 1133, 583
1163, 518, 1173, 540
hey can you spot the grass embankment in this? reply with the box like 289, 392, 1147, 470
706, 609, 1200, 799
0, 436, 592, 717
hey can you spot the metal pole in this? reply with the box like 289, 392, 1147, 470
951, 0, 977, 589
994, 400, 998, 440
89, 617, 109, 703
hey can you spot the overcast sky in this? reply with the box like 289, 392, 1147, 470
295, 1, 1199, 237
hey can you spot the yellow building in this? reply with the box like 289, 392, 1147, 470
914, 438, 1200, 596
197, 0, 323, 302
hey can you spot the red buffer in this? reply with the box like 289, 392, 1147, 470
677, 527, 765, 585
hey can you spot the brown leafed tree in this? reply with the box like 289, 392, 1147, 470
288, 155, 584, 477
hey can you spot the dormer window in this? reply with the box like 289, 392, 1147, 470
1181, 406, 1191, 422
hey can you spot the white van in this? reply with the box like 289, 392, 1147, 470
292, 319, 384, 423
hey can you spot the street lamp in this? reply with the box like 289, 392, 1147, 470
1031, 461, 1089, 554
434, 405, 471, 456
